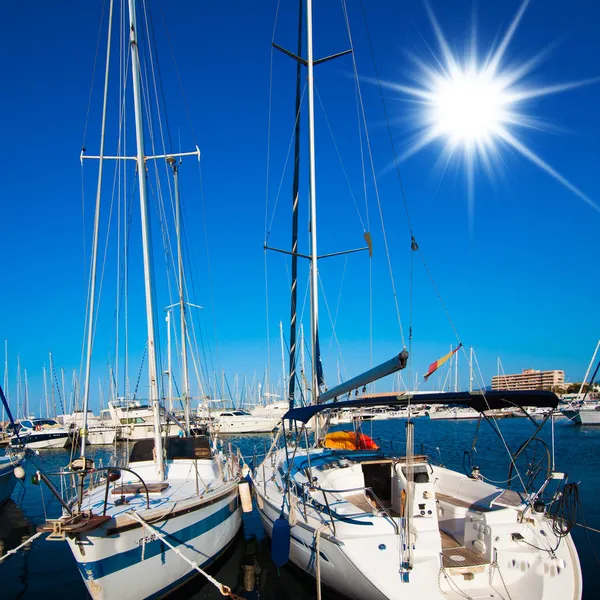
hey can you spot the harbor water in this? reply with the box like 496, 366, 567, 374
1, 417, 599, 599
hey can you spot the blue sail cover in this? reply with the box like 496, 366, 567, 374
283, 390, 559, 424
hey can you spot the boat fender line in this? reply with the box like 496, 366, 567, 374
128, 511, 244, 599
0, 531, 44, 563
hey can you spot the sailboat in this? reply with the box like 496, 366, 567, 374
253, 2, 583, 599
36, 1, 242, 597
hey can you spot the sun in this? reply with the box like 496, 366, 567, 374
429, 67, 509, 147
383, 0, 599, 222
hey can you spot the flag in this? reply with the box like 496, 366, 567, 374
424, 344, 462, 381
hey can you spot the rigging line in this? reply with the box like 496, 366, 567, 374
357, 0, 414, 238
196, 160, 222, 385
417, 249, 462, 345
81, 0, 108, 150
317, 272, 349, 384
94, 47, 134, 366
313, 83, 366, 232
264, 0, 281, 239
265, 83, 308, 241
141, 0, 177, 219
325, 255, 348, 357
156, 3, 198, 145
144, 0, 174, 151
174, 143, 217, 391
342, 0, 405, 349
264, 249, 272, 397
351, 49, 373, 369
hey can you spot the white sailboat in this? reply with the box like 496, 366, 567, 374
561, 339, 600, 425
253, 2, 583, 598
38, 1, 242, 597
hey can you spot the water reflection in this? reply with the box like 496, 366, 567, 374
0, 500, 36, 598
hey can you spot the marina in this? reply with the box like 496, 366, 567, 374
0, 0, 599, 598
1, 418, 600, 598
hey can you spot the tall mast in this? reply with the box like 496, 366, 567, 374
80, 0, 114, 460
579, 339, 600, 398
279, 321, 287, 401
166, 309, 173, 412
168, 158, 190, 435
287, 0, 304, 413
2, 340, 7, 423
469, 346, 473, 392
306, 0, 320, 437
454, 347, 459, 393
128, 0, 164, 479
43, 367, 49, 418
24, 369, 29, 419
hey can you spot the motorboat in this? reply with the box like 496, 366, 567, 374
212, 410, 279, 434
9, 419, 72, 449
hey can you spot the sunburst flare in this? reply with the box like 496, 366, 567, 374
384, 0, 599, 222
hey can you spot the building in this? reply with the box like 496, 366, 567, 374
491, 368, 565, 391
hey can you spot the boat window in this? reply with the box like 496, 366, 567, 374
21, 420, 34, 429
119, 417, 145, 424
167, 437, 212, 460
128, 437, 213, 462
35, 419, 58, 426
232, 411, 248, 416
220, 412, 233, 417
129, 439, 155, 462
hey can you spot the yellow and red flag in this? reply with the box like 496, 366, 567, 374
424, 344, 462, 381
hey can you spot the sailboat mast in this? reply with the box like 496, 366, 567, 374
43, 367, 49, 419
279, 321, 287, 401
80, 0, 114, 460
166, 309, 173, 412
127, 0, 164, 480
169, 159, 190, 435
306, 0, 320, 425
2, 340, 7, 423
287, 0, 303, 413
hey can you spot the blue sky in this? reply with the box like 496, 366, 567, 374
1, 0, 599, 414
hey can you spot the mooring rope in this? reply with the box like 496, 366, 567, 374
0, 531, 43, 563
315, 524, 328, 600
129, 511, 244, 599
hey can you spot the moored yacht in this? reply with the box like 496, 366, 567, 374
254, 391, 583, 600
212, 409, 279, 434
428, 405, 480, 420
10, 418, 72, 449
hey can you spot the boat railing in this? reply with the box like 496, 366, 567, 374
44, 465, 152, 514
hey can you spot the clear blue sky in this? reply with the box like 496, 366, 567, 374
1, 0, 598, 414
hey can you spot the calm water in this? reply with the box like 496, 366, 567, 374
1, 417, 599, 599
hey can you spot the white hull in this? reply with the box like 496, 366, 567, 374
254, 447, 582, 600
67, 486, 241, 599
13, 433, 71, 449
562, 408, 600, 425
429, 408, 480, 420
213, 416, 279, 434
87, 428, 118, 445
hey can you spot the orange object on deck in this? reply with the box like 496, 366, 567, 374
324, 431, 379, 451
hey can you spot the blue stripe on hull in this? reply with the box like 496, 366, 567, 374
144, 532, 238, 600
77, 496, 239, 581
